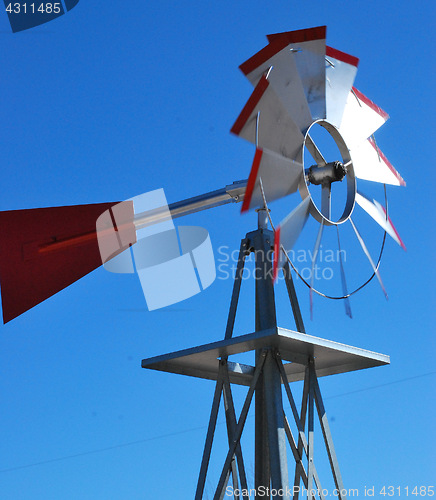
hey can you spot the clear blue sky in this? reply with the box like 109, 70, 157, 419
0, 1, 435, 499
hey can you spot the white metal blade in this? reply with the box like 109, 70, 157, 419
273, 196, 311, 280
310, 221, 324, 319
336, 226, 352, 318
339, 88, 389, 149
355, 191, 406, 250
349, 218, 388, 299
266, 26, 327, 121
325, 46, 359, 128
241, 147, 303, 213
239, 36, 313, 133
350, 137, 406, 186
231, 75, 305, 161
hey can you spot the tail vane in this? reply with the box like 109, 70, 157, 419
0, 201, 135, 323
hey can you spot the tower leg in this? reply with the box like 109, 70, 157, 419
195, 368, 224, 500
196, 238, 249, 499
310, 361, 347, 499
225, 238, 249, 340
283, 262, 306, 334
213, 351, 267, 500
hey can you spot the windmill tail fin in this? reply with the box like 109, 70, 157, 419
0, 201, 135, 323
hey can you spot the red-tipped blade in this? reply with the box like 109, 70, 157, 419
241, 147, 303, 213
266, 26, 326, 44
0, 201, 135, 323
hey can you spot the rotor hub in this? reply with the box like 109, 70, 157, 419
306, 161, 348, 186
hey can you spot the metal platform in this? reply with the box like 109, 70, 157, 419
141, 327, 389, 386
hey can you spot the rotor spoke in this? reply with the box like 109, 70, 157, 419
349, 217, 388, 300
305, 134, 327, 166
310, 220, 324, 319
336, 226, 352, 318
321, 184, 331, 220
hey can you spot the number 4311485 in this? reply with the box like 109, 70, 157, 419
380, 486, 434, 496
5, 3, 62, 14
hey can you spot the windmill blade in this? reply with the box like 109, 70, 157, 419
349, 217, 388, 299
351, 137, 406, 186
336, 226, 352, 318
355, 191, 406, 250
231, 75, 304, 160
325, 46, 359, 128
241, 147, 303, 213
309, 220, 324, 319
266, 26, 327, 121
273, 196, 311, 281
239, 32, 313, 132
0, 202, 136, 323
339, 87, 389, 149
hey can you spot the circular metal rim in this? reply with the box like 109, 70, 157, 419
298, 120, 356, 226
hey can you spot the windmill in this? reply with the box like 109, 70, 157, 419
0, 26, 405, 499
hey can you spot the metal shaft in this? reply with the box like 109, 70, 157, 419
134, 179, 247, 230
253, 228, 276, 493
250, 226, 289, 497
36, 180, 247, 256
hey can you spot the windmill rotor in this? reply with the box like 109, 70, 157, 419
231, 25, 406, 316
